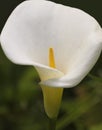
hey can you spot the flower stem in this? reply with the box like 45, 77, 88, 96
48, 117, 57, 130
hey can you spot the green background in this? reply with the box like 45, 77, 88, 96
0, 0, 102, 130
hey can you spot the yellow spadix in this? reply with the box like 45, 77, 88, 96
41, 48, 63, 118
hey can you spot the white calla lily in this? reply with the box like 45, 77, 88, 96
0, 0, 102, 118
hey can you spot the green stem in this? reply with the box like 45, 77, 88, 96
48, 118, 57, 130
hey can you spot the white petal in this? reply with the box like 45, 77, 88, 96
0, 0, 102, 87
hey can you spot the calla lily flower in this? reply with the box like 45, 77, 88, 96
0, 0, 102, 118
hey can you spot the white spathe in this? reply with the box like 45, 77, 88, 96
0, 0, 102, 88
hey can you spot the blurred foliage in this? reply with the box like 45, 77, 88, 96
0, 0, 102, 130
